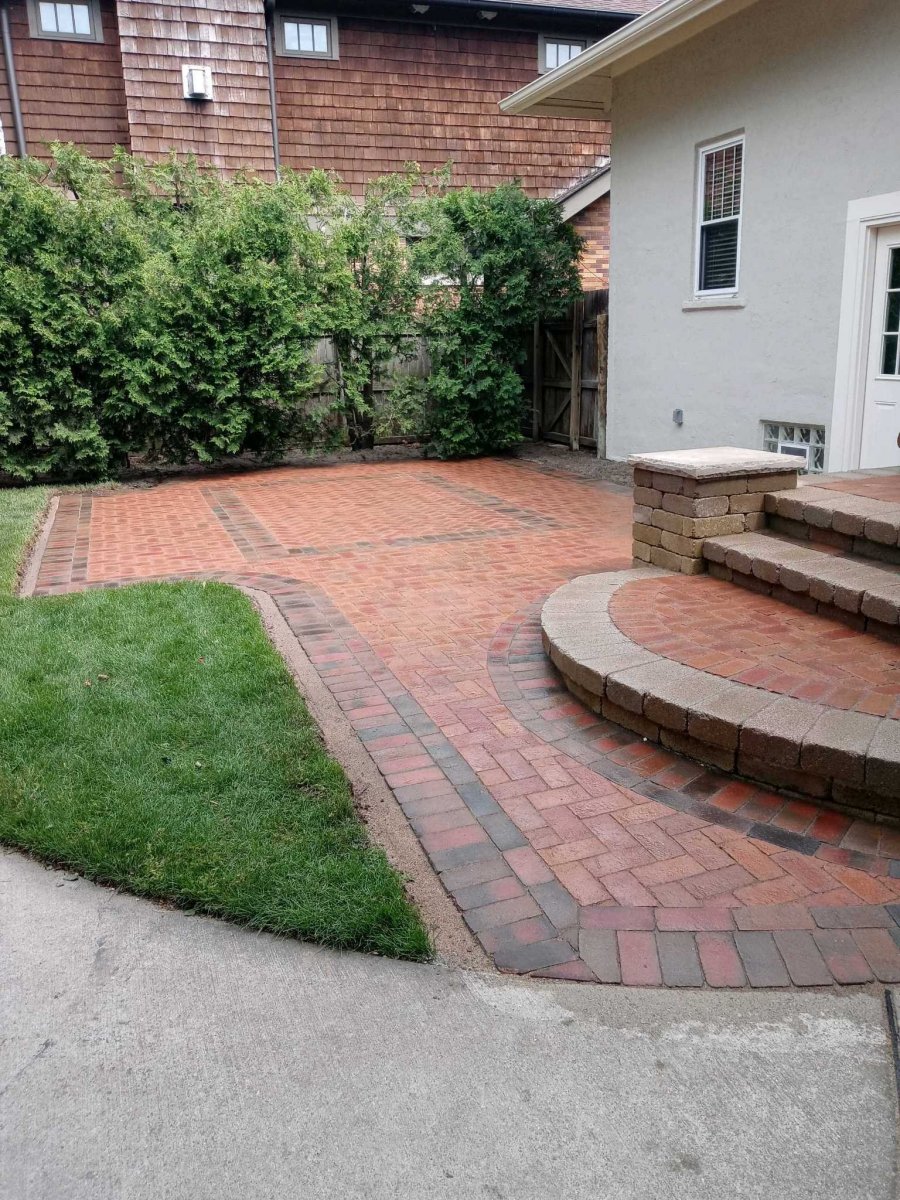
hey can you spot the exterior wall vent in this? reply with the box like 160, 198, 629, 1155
182, 65, 213, 101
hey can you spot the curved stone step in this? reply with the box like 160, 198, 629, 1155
541, 569, 900, 819
702, 531, 900, 635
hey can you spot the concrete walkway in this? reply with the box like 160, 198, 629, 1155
2, 851, 897, 1199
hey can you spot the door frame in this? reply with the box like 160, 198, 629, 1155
831, 191, 900, 471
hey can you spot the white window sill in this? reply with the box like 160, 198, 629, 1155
682, 296, 745, 311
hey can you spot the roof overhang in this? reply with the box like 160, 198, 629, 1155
555, 162, 611, 219
500, 0, 759, 118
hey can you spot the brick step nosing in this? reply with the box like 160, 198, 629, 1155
542, 571, 900, 818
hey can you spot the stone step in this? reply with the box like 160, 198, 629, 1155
702, 531, 900, 637
765, 486, 900, 566
541, 569, 900, 818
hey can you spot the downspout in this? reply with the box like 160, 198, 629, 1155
263, 0, 281, 176
0, 0, 26, 157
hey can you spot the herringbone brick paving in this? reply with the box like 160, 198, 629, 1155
609, 575, 900, 719
29, 458, 900, 987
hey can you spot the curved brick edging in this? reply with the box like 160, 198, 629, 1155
542, 571, 900, 820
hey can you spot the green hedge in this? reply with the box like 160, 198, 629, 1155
0, 149, 582, 480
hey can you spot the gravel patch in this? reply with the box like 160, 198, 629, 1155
512, 441, 633, 486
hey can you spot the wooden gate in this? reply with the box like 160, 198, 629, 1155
531, 289, 609, 454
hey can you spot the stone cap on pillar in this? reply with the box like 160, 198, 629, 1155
628, 447, 801, 481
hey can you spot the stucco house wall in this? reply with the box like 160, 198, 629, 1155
606, 0, 900, 466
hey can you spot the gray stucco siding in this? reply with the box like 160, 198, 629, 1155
606, 0, 900, 464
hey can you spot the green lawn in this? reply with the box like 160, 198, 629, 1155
0, 487, 430, 959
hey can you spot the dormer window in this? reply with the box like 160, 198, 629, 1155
277, 14, 338, 59
27, 0, 102, 41
539, 36, 587, 73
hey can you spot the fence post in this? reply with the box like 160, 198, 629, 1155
596, 309, 608, 459
532, 320, 542, 441
569, 297, 584, 451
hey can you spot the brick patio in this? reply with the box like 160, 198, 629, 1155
27, 457, 900, 988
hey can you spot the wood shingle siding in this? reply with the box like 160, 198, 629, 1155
3, 0, 129, 158
0, 0, 625, 278
116, 0, 275, 174
274, 18, 610, 196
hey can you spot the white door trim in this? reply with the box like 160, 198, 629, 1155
831, 191, 900, 471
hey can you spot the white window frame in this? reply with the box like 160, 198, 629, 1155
538, 35, 589, 74
276, 13, 338, 60
26, 0, 103, 42
693, 134, 744, 298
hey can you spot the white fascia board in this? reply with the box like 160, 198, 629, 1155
500, 0, 759, 118
558, 168, 611, 220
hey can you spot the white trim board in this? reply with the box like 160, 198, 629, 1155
500, 0, 759, 118
557, 167, 611, 221
830, 191, 900, 472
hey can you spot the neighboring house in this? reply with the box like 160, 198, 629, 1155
502, 0, 900, 470
0, 0, 657, 286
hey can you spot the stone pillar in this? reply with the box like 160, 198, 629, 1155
628, 447, 801, 575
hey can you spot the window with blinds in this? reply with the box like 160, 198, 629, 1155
697, 138, 743, 294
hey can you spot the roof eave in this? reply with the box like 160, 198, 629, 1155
500, 0, 759, 118
555, 162, 611, 218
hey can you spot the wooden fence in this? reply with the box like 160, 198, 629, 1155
310, 288, 609, 449
528, 289, 609, 454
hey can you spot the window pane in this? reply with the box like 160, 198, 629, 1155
298, 22, 315, 51
886, 291, 900, 334
39, 1, 57, 30
699, 219, 739, 291
73, 3, 90, 33
313, 22, 328, 53
283, 21, 298, 50
704, 143, 742, 221
545, 43, 558, 69
56, 4, 75, 33
882, 333, 899, 376
890, 247, 900, 291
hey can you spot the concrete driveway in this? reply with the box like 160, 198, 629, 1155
2, 851, 897, 1200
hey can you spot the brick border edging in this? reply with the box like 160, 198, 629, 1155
542, 571, 900, 820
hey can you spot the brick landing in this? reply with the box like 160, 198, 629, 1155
28, 459, 900, 988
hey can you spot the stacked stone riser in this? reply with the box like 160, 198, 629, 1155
632, 466, 798, 575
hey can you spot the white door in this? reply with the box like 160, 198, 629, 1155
860, 224, 900, 467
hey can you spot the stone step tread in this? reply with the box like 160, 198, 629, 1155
703, 532, 900, 624
766, 486, 900, 545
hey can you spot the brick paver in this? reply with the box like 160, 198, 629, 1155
817, 474, 900, 504
29, 458, 900, 988
609, 575, 900, 719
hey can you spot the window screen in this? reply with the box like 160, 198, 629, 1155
698, 140, 743, 293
